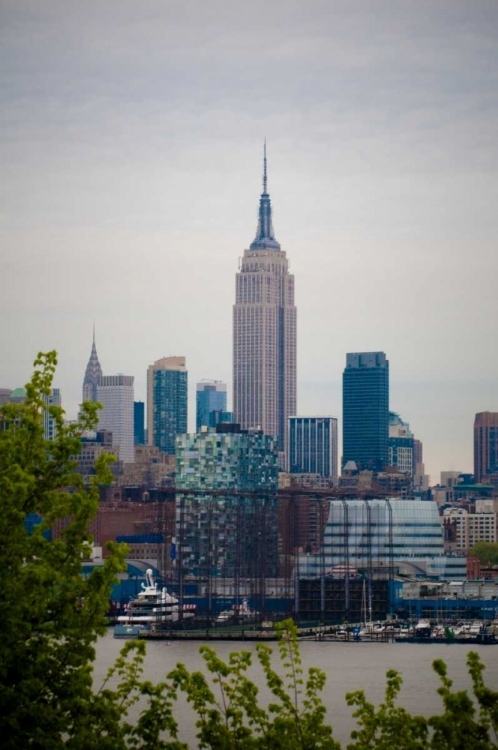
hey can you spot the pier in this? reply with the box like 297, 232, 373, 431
139, 623, 398, 643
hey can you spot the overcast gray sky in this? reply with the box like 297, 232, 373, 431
1, 0, 497, 482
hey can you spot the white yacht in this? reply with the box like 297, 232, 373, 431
359, 622, 385, 636
215, 598, 259, 625
453, 620, 484, 638
114, 569, 196, 636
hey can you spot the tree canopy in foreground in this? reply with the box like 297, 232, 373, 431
1, 352, 498, 749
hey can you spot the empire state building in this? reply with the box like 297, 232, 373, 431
233, 147, 297, 452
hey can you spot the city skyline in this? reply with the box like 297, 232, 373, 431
1, 2, 498, 481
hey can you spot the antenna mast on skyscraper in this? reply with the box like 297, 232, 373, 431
263, 138, 267, 194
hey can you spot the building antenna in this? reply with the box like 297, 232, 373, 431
263, 138, 267, 194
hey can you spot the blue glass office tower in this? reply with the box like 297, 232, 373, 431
134, 401, 145, 445
147, 357, 188, 454
288, 416, 338, 483
209, 410, 234, 428
196, 380, 227, 432
342, 352, 389, 471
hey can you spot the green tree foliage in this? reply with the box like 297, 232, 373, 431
346, 669, 428, 749
1, 352, 498, 748
469, 542, 498, 566
0, 352, 183, 749
168, 620, 340, 749
344, 651, 498, 750
0, 352, 115, 746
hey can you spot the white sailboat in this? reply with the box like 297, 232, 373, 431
359, 579, 382, 636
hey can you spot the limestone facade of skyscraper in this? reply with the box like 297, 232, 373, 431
97, 375, 134, 463
233, 146, 296, 453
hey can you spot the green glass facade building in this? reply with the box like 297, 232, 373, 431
175, 426, 279, 580
147, 356, 188, 455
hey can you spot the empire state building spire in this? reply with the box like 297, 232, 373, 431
233, 147, 297, 454
82, 327, 103, 403
250, 141, 281, 251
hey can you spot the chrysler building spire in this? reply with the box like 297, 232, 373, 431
250, 141, 280, 251
82, 328, 103, 403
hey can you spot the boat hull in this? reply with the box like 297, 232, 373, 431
114, 623, 148, 638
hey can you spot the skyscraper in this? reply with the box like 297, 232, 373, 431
147, 356, 187, 454
82, 328, 103, 403
134, 401, 145, 445
388, 411, 414, 475
233, 145, 297, 453
474, 412, 498, 483
288, 416, 338, 483
176, 424, 279, 580
413, 438, 423, 470
0, 388, 12, 406
43, 388, 61, 441
208, 410, 234, 428
97, 375, 134, 463
342, 352, 389, 471
196, 380, 227, 432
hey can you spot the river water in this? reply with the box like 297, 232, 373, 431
94, 631, 498, 747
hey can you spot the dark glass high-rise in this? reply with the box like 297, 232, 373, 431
342, 352, 389, 471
